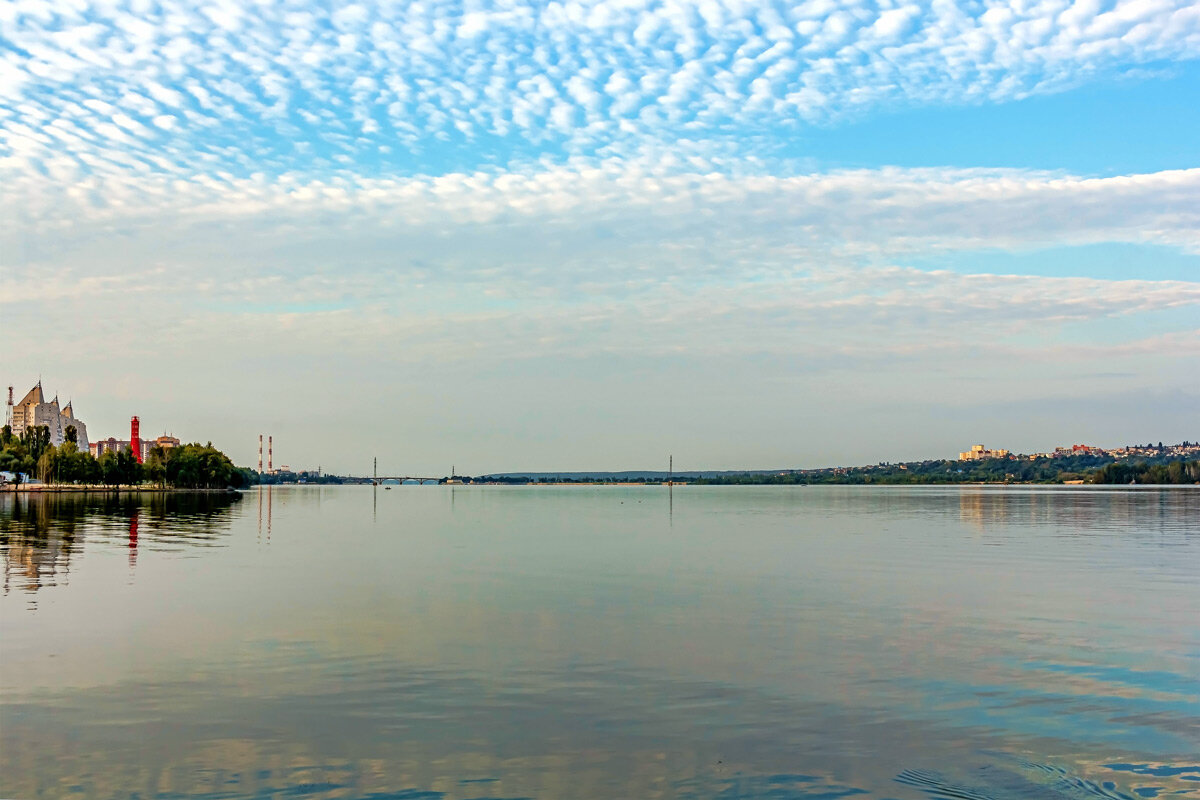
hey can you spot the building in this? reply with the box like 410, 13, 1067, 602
89, 434, 180, 462
154, 435, 181, 450
1053, 444, 1098, 457
8, 382, 89, 451
90, 438, 149, 461
958, 444, 1010, 461
90, 437, 127, 459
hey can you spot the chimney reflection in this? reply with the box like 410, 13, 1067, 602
257, 486, 273, 543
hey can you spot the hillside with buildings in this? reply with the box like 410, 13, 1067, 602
690, 442, 1200, 485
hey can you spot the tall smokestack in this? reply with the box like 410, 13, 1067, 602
268, 435, 273, 473
131, 416, 142, 464
258, 434, 263, 473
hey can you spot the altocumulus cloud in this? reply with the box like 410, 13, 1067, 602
4, 160, 1199, 364
2, 0, 1198, 465
2, 0, 1199, 174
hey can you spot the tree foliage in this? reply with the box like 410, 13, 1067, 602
20, 425, 52, 463
1091, 460, 1200, 484
1, 433, 249, 490
693, 453, 1200, 485
162, 443, 249, 489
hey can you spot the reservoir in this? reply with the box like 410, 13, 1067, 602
2, 485, 1198, 799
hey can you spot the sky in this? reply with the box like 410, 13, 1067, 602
2, 0, 1198, 475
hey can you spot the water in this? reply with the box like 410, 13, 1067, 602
1, 485, 1197, 800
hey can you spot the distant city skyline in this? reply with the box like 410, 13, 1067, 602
3, 1, 1198, 473
4, 374, 1195, 477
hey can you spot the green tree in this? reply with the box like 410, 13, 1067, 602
78, 448, 100, 484
1091, 459, 1200, 484
37, 445, 58, 484
144, 446, 167, 487
30, 442, 101, 485
98, 450, 120, 486
162, 443, 243, 488
56, 442, 96, 484
0, 448, 30, 485
21, 425, 51, 462
115, 446, 142, 487
65, 424, 78, 444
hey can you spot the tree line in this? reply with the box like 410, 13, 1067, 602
1090, 460, 1200, 484
692, 453, 1200, 485
0, 425, 252, 489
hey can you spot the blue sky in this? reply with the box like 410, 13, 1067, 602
1, 0, 1198, 472
794, 59, 1200, 174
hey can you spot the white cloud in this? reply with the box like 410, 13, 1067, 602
16, 159, 1198, 264
2, 1, 1197, 466
1, 0, 1197, 176
4, 160, 1197, 367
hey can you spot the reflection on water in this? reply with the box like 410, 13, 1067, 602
954, 486, 1199, 532
1, 486, 1197, 800
0, 491, 240, 596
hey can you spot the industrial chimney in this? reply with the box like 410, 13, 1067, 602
268, 435, 273, 473
258, 434, 263, 473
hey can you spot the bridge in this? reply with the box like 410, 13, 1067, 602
348, 476, 445, 485
354, 459, 457, 485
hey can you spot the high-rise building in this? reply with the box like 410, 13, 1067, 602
90, 435, 178, 462
958, 444, 1010, 461
9, 382, 89, 451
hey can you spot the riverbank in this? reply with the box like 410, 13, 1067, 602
1, 484, 241, 494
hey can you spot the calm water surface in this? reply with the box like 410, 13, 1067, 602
1, 485, 1197, 800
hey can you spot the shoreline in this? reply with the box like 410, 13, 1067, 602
277, 481, 1195, 488
5, 482, 1196, 493
1, 485, 240, 494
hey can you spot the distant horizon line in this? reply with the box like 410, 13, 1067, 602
307, 440, 1197, 479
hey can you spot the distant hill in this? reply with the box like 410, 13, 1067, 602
478, 470, 785, 481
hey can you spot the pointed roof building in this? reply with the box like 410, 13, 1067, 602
17, 382, 44, 408
11, 381, 88, 451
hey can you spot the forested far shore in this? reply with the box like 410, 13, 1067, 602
1090, 460, 1200, 485
7, 423, 1196, 489
1, 425, 253, 489
688, 454, 1200, 485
